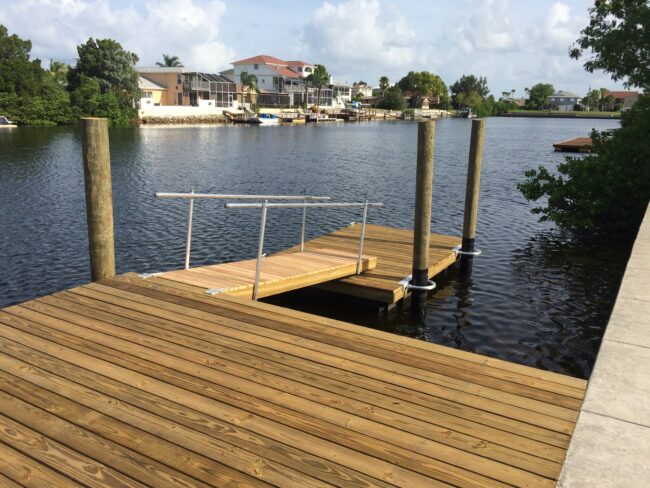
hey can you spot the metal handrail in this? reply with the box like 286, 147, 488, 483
155, 192, 330, 269
226, 201, 383, 300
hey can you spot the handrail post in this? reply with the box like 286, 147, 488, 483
356, 200, 369, 274
253, 200, 269, 300
184, 189, 194, 270
300, 196, 307, 252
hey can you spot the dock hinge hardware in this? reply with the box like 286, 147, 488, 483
452, 245, 482, 257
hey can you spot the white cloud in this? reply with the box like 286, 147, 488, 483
301, 0, 417, 81
0, 0, 234, 72
452, 0, 520, 54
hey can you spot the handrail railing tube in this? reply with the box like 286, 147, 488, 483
253, 200, 269, 301
185, 189, 194, 270
227, 201, 383, 298
300, 196, 308, 252
356, 200, 369, 274
156, 192, 330, 201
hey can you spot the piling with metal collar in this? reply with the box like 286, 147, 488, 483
411, 120, 435, 315
81, 117, 115, 281
460, 119, 485, 275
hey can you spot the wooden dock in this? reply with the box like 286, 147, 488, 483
552, 137, 592, 152
0, 274, 586, 487
278, 224, 462, 303
154, 249, 376, 299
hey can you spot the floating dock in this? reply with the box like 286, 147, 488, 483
0, 273, 586, 487
552, 138, 592, 152
279, 224, 461, 303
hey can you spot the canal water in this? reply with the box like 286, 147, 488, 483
0, 118, 630, 378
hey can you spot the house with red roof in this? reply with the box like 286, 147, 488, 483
229, 54, 334, 108
602, 90, 640, 111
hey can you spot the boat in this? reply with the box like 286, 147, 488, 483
247, 113, 279, 125
0, 115, 17, 128
459, 108, 476, 118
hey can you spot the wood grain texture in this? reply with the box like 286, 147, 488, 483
0, 272, 587, 487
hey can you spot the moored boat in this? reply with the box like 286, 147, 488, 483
0, 115, 17, 128
248, 113, 279, 125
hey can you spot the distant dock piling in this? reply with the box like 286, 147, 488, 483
411, 120, 436, 316
81, 117, 115, 281
460, 119, 485, 276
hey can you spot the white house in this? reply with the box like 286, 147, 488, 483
351, 82, 373, 99
548, 91, 581, 111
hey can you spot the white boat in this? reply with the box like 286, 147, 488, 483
247, 113, 279, 126
0, 115, 17, 128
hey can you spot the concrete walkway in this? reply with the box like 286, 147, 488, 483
559, 204, 650, 487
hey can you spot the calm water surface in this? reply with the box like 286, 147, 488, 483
0, 118, 630, 378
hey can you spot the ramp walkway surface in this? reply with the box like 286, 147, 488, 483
0, 273, 586, 487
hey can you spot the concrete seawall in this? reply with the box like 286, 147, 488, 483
559, 203, 650, 487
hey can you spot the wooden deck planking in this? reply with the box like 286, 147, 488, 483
158, 248, 377, 299
0, 274, 586, 487
277, 224, 462, 303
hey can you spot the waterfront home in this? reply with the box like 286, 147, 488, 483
332, 81, 353, 106
602, 90, 640, 111
229, 54, 333, 108
351, 81, 373, 99
548, 90, 581, 111
137, 67, 237, 108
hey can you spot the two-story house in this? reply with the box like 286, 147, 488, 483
548, 91, 581, 111
602, 90, 640, 111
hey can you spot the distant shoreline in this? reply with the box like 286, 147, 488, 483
500, 111, 621, 120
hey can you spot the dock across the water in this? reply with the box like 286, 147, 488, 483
0, 273, 586, 487
553, 137, 592, 152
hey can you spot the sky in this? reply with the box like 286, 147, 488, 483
0, 0, 628, 97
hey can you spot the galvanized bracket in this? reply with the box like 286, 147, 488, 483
399, 274, 436, 292
206, 288, 229, 296
452, 245, 482, 257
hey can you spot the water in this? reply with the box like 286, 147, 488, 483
0, 118, 631, 379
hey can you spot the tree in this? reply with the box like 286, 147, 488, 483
569, 0, 650, 89
0, 25, 43, 97
379, 76, 389, 94
526, 83, 554, 109
519, 1, 650, 232
239, 71, 258, 109
67, 38, 139, 104
377, 86, 405, 110
397, 71, 448, 108
306, 64, 330, 106
49, 60, 68, 86
449, 75, 489, 107
156, 54, 183, 67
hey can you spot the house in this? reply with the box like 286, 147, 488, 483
548, 91, 581, 111
503, 97, 526, 107
402, 91, 441, 109
602, 90, 640, 111
137, 67, 237, 108
331, 81, 353, 105
229, 54, 333, 108
138, 76, 167, 107
351, 82, 373, 99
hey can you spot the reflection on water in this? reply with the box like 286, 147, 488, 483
0, 118, 632, 378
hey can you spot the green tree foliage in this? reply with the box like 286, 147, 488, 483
67, 38, 139, 124
0, 25, 43, 97
526, 83, 555, 109
379, 76, 389, 94
306, 64, 330, 106
377, 86, 406, 110
397, 71, 448, 108
518, 96, 650, 231
239, 71, 258, 109
570, 0, 650, 89
156, 54, 183, 67
449, 75, 489, 106
519, 1, 650, 232
49, 60, 69, 86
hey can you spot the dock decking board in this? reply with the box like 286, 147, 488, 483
277, 224, 462, 303
158, 248, 377, 299
0, 274, 586, 487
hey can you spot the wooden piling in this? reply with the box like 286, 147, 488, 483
411, 120, 435, 314
81, 117, 115, 281
460, 118, 485, 274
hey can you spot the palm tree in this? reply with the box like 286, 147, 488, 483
49, 60, 68, 85
306, 64, 330, 107
156, 54, 183, 67
240, 71, 258, 110
379, 76, 389, 95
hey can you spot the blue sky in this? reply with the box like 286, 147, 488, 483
0, 0, 627, 96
